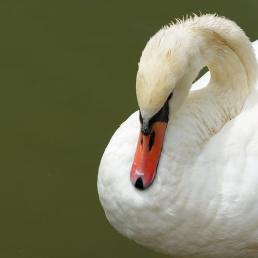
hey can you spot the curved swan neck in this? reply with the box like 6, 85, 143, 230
163, 16, 258, 160
174, 15, 258, 88
137, 14, 258, 119
183, 28, 250, 114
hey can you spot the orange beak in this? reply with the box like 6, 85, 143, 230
130, 122, 167, 190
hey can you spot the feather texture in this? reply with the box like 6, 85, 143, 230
98, 15, 258, 258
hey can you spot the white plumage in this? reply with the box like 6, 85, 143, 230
98, 15, 258, 258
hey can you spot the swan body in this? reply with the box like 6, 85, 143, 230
98, 15, 258, 258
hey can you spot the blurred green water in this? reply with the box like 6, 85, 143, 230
0, 0, 257, 257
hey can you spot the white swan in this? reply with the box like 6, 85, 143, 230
97, 15, 258, 258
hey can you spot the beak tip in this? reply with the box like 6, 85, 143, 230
134, 177, 145, 190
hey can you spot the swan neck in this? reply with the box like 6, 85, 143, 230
200, 32, 250, 114
167, 30, 256, 160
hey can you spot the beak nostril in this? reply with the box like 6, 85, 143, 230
135, 177, 144, 190
149, 131, 155, 151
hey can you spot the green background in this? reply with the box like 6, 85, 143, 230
0, 0, 257, 257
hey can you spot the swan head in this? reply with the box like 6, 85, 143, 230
136, 53, 176, 120
131, 28, 199, 190
136, 26, 202, 118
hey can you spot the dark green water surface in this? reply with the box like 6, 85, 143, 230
0, 0, 257, 257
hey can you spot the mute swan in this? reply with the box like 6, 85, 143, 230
97, 15, 258, 258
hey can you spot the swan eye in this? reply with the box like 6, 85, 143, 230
148, 91, 173, 127
139, 91, 173, 135
141, 122, 151, 135
140, 113, 151, 135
